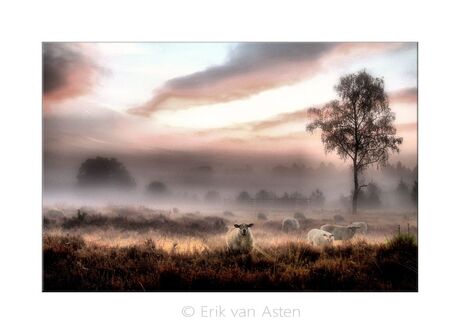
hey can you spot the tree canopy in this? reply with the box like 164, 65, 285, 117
77, 156, 135, 189
307, 70, 402, 213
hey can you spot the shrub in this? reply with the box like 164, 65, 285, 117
147, 181, 168, 195
257, 212, 267, 220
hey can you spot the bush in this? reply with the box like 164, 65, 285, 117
77, 156, 135, 189
376, 234, 418, 291
257, 212, 267, 220
147, 181, 168, 195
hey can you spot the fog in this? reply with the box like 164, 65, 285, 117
43, 149, 417, 212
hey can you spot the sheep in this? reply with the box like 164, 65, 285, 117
320, 224, 360, 241
350, 221, 368, 234
282, 217, 300, 232
226, 223, 254, 253
307, 228, 334, 246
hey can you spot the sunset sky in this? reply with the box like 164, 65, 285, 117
43, 42, 417, 167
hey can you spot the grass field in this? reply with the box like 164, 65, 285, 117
43, 206, 418, 291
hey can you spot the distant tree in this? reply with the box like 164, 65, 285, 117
339, 194, 351, 208
307, 70, 402, 213
310, 189, 325, 207
237, 191, 251, 203
411, 180, 418, 205
395, 178, 411, 206
364, 182, 382, 208
77, 156, 135, 188
396, 178, 409, 196
205, 190, 221, 202
256, 189, 272, 201
146, 181, 167, 195
280, 192, 290, 203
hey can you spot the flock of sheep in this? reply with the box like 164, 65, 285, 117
226, 217, 368, 253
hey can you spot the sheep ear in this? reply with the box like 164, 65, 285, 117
248, 223, 254, 228
234, 224, 240, 228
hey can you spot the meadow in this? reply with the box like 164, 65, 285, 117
43, 206, 417, 291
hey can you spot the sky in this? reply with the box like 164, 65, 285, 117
43, 42, 417, 168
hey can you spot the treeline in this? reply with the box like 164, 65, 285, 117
340, 179, 418, 209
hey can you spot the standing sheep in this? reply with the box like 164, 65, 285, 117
282, 218, 300, 232
320, 224, 360, 241
226, 223, 254, 253
350, 222, 368, 234
307, 228, 334, 246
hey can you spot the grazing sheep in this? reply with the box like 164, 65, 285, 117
351, 221, 368, 234
320, 224, 360, 241
334, 214, 345, 222
282, 218, 300, 232
226, 223, 254, 253
307, 228, 334, 246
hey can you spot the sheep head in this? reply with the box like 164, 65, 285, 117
233, 223, 254, 236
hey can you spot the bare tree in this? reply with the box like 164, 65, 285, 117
307, 70, 402, 213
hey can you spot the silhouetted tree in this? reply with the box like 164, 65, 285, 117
237, 191, 251, 203
256, 189, 272, 201
307, 70, 402, 213
77, 156, 135, 188
364, 181, 382, 208
395, 178, 411, 206
396, 178, 409, 196
147, 181, 168, 195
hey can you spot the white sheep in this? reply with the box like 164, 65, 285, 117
226, 223, 254, 253
350, 222, 368, 234
282, 217, 300, 232
320, 224, 360, 241
307, 228, 334, 246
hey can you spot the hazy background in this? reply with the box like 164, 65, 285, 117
43, 42, 417, 211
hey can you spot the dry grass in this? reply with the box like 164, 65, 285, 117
43, 235, 417, 292
43, 206, 417, 291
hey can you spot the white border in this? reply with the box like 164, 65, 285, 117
1, 1, 459, 333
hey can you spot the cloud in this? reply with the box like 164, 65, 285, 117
193, 107, 309, 138
250, 108, 308, 131
43, 43, 105, 106
129, 42, 407, 116
389, 87, 417, 104
129, 43, 337, 116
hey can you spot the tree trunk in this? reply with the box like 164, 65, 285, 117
352, 163, 359, 214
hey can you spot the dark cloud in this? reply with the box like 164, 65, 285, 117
129, 43, 340, 116
168, 43, 336, 89
43, 43, 104, 104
